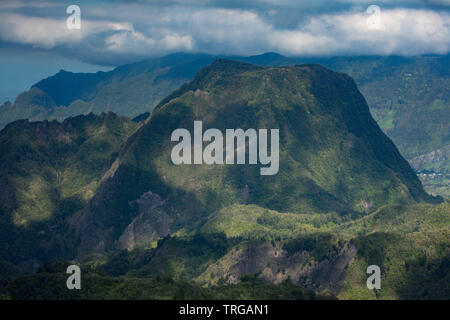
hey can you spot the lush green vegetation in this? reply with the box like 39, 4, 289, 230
321, 55, 450, 197
0, 59, 448, 300
2, 53, 448, 195
0, 112, 140, 265
0, 262, 321, 300
67, 60, 439, 262
0, 202, 448, 299
0, 53, 222, 129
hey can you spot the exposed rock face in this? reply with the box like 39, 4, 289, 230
119, 191, 171, 250
360, 200, 374, 213
71, 188, 172, 256
198, 241, 356, 296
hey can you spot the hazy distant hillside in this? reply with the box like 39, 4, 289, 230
0, 53, 299, 130
322, 55, 450, 198
0, 53, 211, 129
323, 55, 450, 158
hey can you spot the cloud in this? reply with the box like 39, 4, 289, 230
0, 13, 82, 48
283, 8, 450, 55
104, 26, 192, 54
0, 0, 449, 65
0, 11, 193, 61
0, 0, 59, 9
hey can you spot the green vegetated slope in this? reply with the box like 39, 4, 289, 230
194, 201, 449, 299
336, 201, 450, 299
0, 60, 448, 300
3, 202, 447, 299
2, 53, 447, 197
1, 266, 321, 300
69, 60, 437, 258
410, 147, 450, 199
0, 112, 140, 271
322, 55, 450, 198
324, 55, 450, 159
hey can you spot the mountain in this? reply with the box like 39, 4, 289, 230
0, 53, 212, 129
68, 60, 438, 258
322, 55, 450, 160
1, 53, 448, 197
0, 59, 447, 300
0, 53, 297, 130
0, 112, 140, 270
0, 87, 58, 130
320, 55, 450, 198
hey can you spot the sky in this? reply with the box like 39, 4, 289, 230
0, 0, 450, 101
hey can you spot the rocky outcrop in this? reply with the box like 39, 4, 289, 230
308, 244, 357, 293
198, 241, 356, 296
119, 191, 171, 250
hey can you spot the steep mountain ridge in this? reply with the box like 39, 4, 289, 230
69, 60, 438, 258
0, 112, 140, 267
0, 53, 299, 130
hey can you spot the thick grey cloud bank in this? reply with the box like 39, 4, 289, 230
0, 0, 449, 66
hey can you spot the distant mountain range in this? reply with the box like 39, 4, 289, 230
0, 53, 301, 127
1, 52, 448, 197
1, 60, 448, 300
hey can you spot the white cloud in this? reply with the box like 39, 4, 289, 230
297, 9, 450, 55
0, 4, 448, 64
0, 0, 59, 9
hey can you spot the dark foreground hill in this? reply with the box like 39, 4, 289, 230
1, 53, 448, 197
